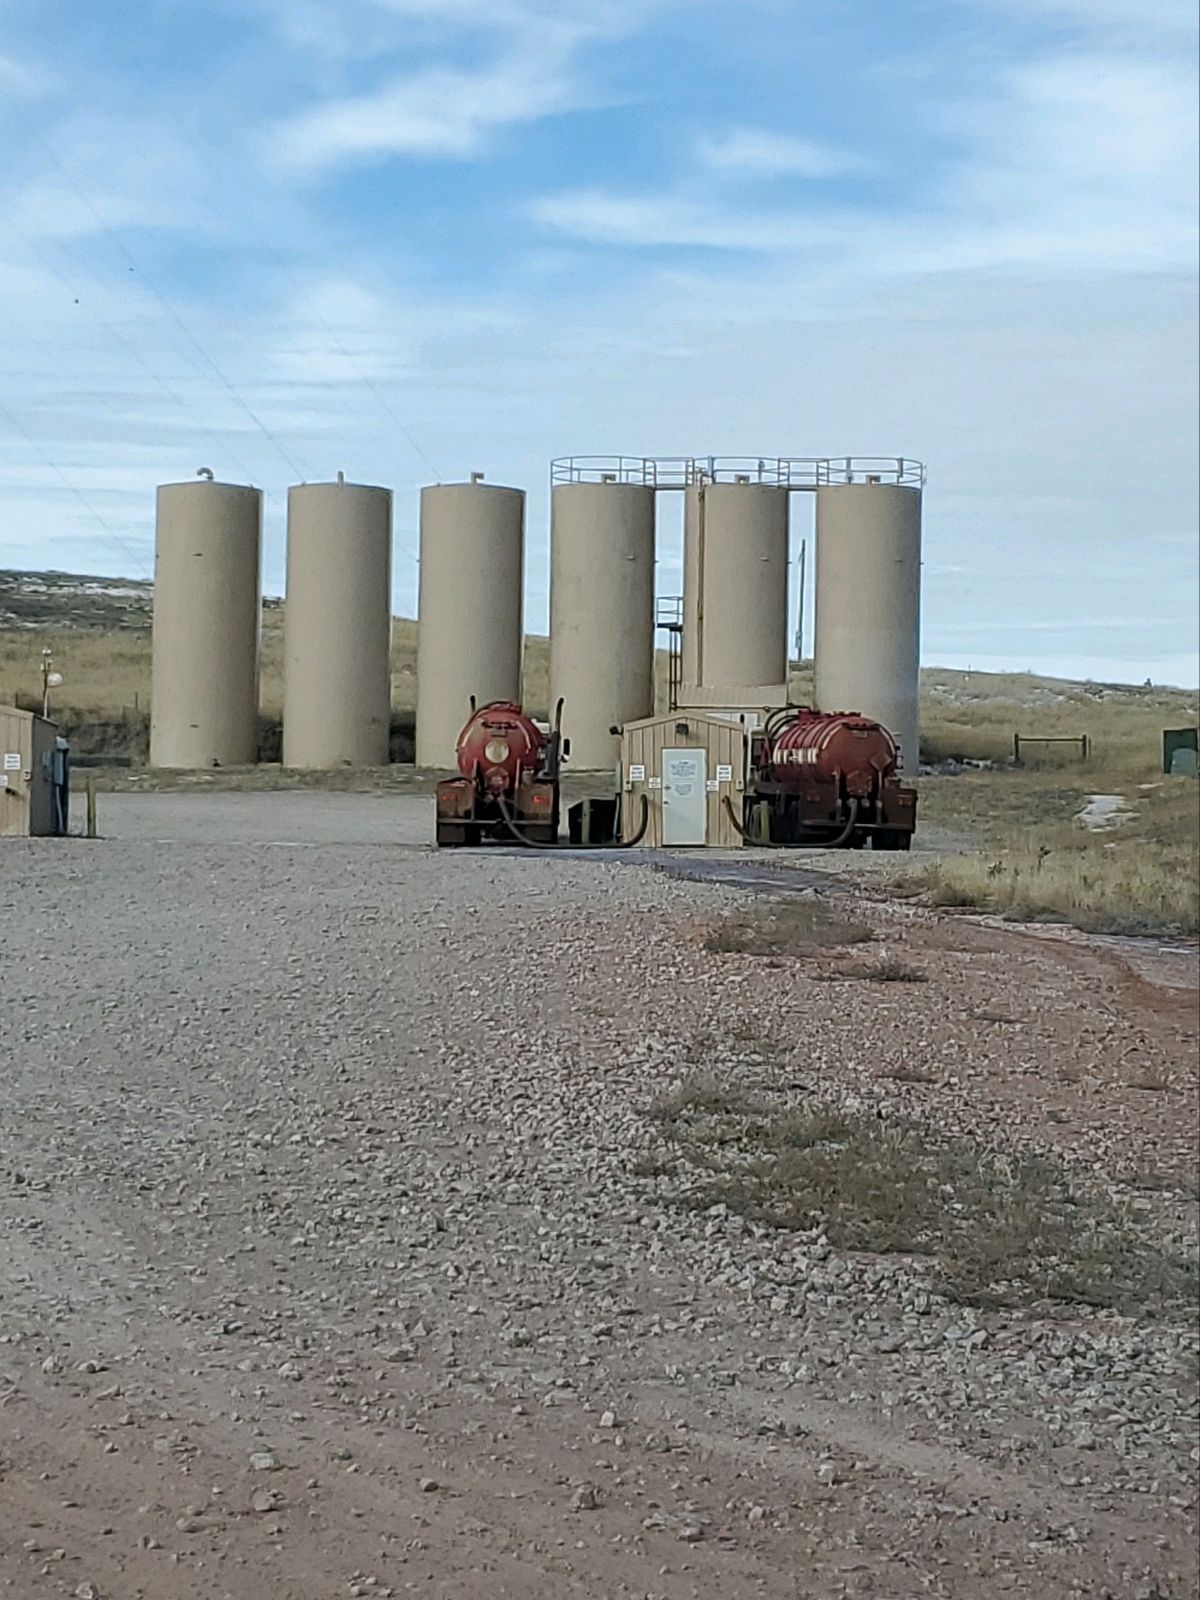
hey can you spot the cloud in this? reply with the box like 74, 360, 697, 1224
3, 117, 212, 244
269, 278, 417, 384
695, 127, 865, 179
241, 0, 613, 61
7, 179, 180, 243
945, 55, 1196, 205
356, 0, 663, 42
272, 51, 587, 169
534, 49, 1198, 277
968, 0, 1198, 46
529, 188, 852, 250
0, 51, 51, 98
265, 0, 654, 171
916, 54, 1199, 275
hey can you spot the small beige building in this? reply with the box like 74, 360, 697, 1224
620, 711, 749, 847
0, 707, 64, 837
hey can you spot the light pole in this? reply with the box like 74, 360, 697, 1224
794, 539, 807, 662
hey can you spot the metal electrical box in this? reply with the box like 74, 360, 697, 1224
1163, 727, 1199, 776
620, 712, 748, 847
0, 708, 68, 837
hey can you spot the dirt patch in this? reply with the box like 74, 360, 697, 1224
704, 897, 874, 956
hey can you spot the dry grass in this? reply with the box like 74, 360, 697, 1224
4, 575, 1192, 765
1123, 1060, 1176, 1094
0, 610, 531, 721
640, 1083, 1198, 1316
828, 957, 928, 983
879, 1061, 938, 1085
704, 898, 873, 957
915, 677, 1197, 936
919, 670, 1196, 774
916, 702, 1199, 937
913, 780, 1199, 936
648, 1077, 765, 1124
3, 573, 1192, 733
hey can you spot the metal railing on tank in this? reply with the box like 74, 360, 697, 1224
810, 458, 925, 487
550, 456, 692, 486
690, 457, 794, 484
695, 457, 925, 487
551, 456, 925, 489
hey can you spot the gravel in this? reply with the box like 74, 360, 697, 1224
0, 791, 1196, 1600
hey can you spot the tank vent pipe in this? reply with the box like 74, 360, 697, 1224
197, 466, 214, 480
336, 470, 346, 485
470, 470, 485, 484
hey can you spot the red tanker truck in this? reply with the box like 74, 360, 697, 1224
740, 706, 917, 849
435, 699, 562, 846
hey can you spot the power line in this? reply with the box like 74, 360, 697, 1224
0, 200, 263, 489
290, 293, 441, 483
0, 396, 150, 575
84, 105, 442, 499
34, 134, 310, 482
13, 119, 443, 581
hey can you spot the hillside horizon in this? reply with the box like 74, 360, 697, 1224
4, 567, 1198, 695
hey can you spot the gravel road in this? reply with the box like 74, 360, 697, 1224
1, 793, 1196, 1600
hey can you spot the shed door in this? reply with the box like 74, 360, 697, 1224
661, 748, 707, 846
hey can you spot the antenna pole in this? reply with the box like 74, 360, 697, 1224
795, 539, 807, 662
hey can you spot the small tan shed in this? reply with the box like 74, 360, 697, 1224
621, 712, 748, 848
0, 707, 62, 837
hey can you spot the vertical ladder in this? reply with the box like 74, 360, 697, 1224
656, 597, 683, 711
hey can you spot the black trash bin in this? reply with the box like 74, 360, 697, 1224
568, 796, 620, 845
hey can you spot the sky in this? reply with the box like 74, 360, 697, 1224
0, 0, 1197, 685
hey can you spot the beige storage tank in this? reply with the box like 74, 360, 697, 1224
283, 477, 393, 768
150, 478, 262, 769
415, 478, 525, 768
682, 481, 789, 702
549, 482, 655, 770
814, 481, 922, 773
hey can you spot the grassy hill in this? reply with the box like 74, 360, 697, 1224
2, 566, 1195, 755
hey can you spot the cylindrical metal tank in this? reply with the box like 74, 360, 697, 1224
283, 478, 392, 768
415, 480, 525, 768
766, 708, 899, 796
150, 478, 262, 769
549, 482, 655, 770
813, 482, 922, 773
454, 699, 545, 792
682, 482, 789, 694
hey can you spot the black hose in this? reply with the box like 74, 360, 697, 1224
763, 705, 801, 743
826, 798, 860, 848
495, 793, 650, 850
618, 793, 651, 847
722, 794, 789, 848
721, 794, 859, 849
